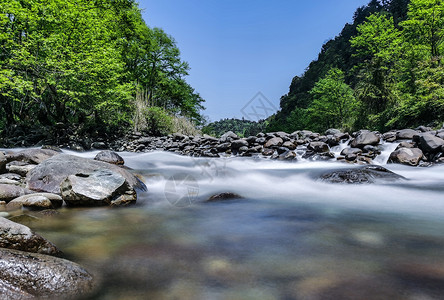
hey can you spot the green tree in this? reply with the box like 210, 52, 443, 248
307, 68, 358, 131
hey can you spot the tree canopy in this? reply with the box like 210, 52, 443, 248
0, 0, 204, 138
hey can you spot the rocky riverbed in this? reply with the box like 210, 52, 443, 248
1, 126, 444, 299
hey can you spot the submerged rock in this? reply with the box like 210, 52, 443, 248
61, 169, 137, 207
319, 165, 405, 184
0, 248, 93, 299
0, 217, 60, 255
206, 192, 244, 202
26, 154, 146, 194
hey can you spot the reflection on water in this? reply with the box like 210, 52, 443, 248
15, 152, 444, 299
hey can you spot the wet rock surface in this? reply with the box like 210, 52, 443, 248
94, 150, 125, 165
0, 217, 60, 255
61, 169, 137, 207
0, 248, 93, 299
26, 154, 146, 194
319, 165, 405, 184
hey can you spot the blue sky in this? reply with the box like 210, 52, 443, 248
138, 0, 370, 122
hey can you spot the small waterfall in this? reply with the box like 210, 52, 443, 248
331, 139, 350, 158
373, 142, 400, 165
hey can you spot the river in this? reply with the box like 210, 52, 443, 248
10, 150, 444, 299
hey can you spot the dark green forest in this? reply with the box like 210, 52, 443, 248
0, 0, 204, 138
267, 0, 444, 133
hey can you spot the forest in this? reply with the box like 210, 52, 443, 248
267, 0, 444, 133
0, 0, 204, 138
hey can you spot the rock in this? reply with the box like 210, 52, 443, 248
6, 163, 36, 176
246, 136, 257, 144
325, 128, 341, 136
0, 184, 31, 202
340, 148, 362, 156
94, 150, 125, 165
0, 248, 93, 299
0, 217, 60, 255
278, 150, 297, 161
417, 134, 444, 153
416, 125, 433, 132
207, 192, 243, 202
282, 141, 296, 150
396, 141, 415, 149
396, 129, 419, 140
219, 131, 238, 143
350, 131, 380, 148
0, 152, 6, 173
6, 193, 63, 211
319, 165, 405, 184
231, 139, 249, 150
262, 148, 274, 156
26, 154, 146, 194
383, 131, 397, 142
216, 143, 231, 152
5, 149, 60, 165
61, 169, 137, 207
308, 142, 329, 153
388, 148, 423, 166
264, 137, 283, 148
91, 141, 107, 149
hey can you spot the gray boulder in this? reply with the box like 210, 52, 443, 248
94, 150, 125, 165
0, 248, 93, 299
26, 154, 146, 194
0, 184, 31, 202
6, 163, 36, 176
325, 128, 341, 136
417, 134, 444, 153
264, 137, 283, 148
231, 139, 249, 150
396, 129, 419, 140
308, 141, 329, 153
216, 143, 231, 152
6, 193, 63, 211
0, 217, 60, 255
340, 148, 363, 156
320, 165, 405, 184
219, 131, 238, 143
60, 169, 137, 207
350, 131, 380, 148
0, 152, 6, 173
388, 148, 423, 166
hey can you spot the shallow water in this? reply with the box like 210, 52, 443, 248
9, 150, 444, 299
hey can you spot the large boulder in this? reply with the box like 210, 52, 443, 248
416, 134, 444, 153
388, 148, 423, 166
396, 129, 419, 140
308, 141, 329, 153
60, 169, 137, 207
94, 150, 125, 165
0, 248, 93, 299
0, 217, 60, 255
0, 184, 31, 202
0, 152, 6, 173
5, 149, 60, 164
264, 137, 283, 148
231, 139, 249, 150
26, 154, 146, 194
350, 131, 380, 148
319, 165, 405, 184
219, 131, 238, 143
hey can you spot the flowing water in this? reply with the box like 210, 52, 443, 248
8, 150, 444, 299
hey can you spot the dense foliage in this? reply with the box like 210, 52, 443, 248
0, 0, 204, 138
202, 118, 268, 138
267, 0, 444, 133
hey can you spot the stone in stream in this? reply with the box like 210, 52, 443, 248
319, 165, 405, 184
206, 192, 244, 202
6, 163, 36, 176
264, 137, 283, 148
388, 148, 423, 166
6, 193, 63, 211
94, 150, 125, 165
340, 148, 362, 156
231, 139, 249, 150
0, 248, 93, 299
396, 129, 419, 140
26, 154, 147, 194
308, 141, 329, 153
0, 216, 60, 255
60, 169, 137, 207
350, 131, 380, 148
415, 134, 444, 153
0, 151, 6, 173
0, 184, 32, 202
